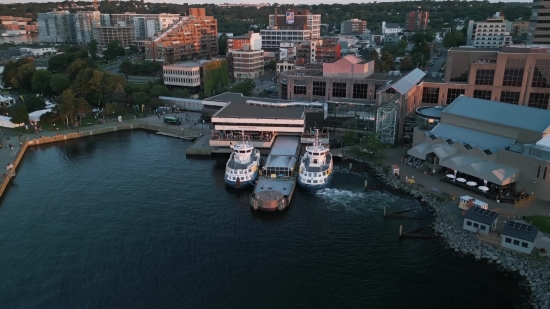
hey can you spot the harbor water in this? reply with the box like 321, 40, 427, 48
0, 131, 530, 308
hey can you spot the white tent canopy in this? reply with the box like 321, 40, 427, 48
29, 109, 52, 121
0, 115, 23, 128
439, 154, 519, 185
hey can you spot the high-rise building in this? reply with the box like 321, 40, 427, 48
528, 0, 550, 44
75, 11, 101, 44
512, 21, 530, 36
231, 45, 264, 79
37, 10, 71, 43
466, 12, 512, 48
145, 8, 218, 64
405, 10, 429, 31
340, 18, 367, 35
94, 25, 134, 50
110, 13, 180, 40
260, 9, 321, 49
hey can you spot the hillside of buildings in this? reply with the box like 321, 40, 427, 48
0, 1, 532, 35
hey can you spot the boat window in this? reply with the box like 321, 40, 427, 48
323, 171, 327, 176
238, 170, 242, 174
248, 169, 251, 173
313, 159, 318, 164
313, 180, 318, 183
307, 179, 311, 183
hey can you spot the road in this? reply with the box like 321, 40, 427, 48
427, 50, 447, 76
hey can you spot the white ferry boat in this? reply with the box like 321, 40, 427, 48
297, 130, 333, 191
224, 133, 261, 189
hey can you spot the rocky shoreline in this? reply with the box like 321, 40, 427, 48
358, 159, 550, 309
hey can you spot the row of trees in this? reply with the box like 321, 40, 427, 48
119, 60, 162, 79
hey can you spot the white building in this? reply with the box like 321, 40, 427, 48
381, 22, 402, 35
232, 46, 264, 79
163, 62, 201, 88
462, 206, 499, 236
277, 59, 296, 74
501, 221, 539, 254
466, 12, 512, 48
260, 29, 312, 49
19, 47, 58, 57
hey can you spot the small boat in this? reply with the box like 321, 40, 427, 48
297, 129, 333, 191
224, 132, 261, 189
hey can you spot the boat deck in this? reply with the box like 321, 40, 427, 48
254, 176, 295, 197
227, 153, 255, 169
302, 153, 332, 173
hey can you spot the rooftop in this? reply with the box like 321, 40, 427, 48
501, 220, 539, 242
164, 61, 203, 68
416, 106, 444, 118
390, 68, 426, 94
464, 205, 500, 225
444, 96, 550, 133
385, 23, 400, 28
428, 123, 516, 151
208, 93, 305, 119
449, 47, 500, 52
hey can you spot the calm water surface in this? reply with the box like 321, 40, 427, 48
0, 131, 530, 308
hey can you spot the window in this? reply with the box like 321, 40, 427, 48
446, 88, 465, 104
466, 220, 472, 226
353, 83, 369, 99
521, 242, 529, 248
528, 93, 550, 109
532, 59, 550, 88
293, 85, 306, 95
373, 85, 381, 100
513, 239, 520, 246
480, 225, 486, 230
421, 87, 440, 104
473, 223, 479, 228
312, 81, 326, 96
538, 166, 541, 178
502, 58, 525, 87
500, 91, 520, 104
281, 83, 288, 100
332, 82, 346, 98
505, 237, 512, 243
473, 90, 492, 100
475, 69, 495, 85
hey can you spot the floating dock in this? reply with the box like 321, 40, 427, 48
250, 136, 301, 211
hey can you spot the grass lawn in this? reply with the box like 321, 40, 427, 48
526, 216, 550, 233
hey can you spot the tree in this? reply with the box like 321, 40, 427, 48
103, 40, 126, 61
10, 103, 28, 124
380, 52, 394, 70
66, 58, 96, 80
31, 69, 52, 94
203, 59, 229, 96
231, 79, 255, 96
103, 102, 126, 117
50, 73, 71, 95
148, 98, 163, 109
350, 134, 386, 166
71, 68, 104, 106
1, 60, 17, 88
411, 52, 426, 69
119, 60, 134, 79
132, 92, 150, 106
443, 31, 466, 48
25, 96, 46, 113
11, 62, 35, 91
74, 97, 92, 121
399, 56, 414, 71
171, 88, 190, 98
59, 89, 76, 127
218, 33, 228, 55
88, 39, 98, 60
149, 84, 170, 97
267, 59, 276, 71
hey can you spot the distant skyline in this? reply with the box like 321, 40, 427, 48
0, 0, 535, 4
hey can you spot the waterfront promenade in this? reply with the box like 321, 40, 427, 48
0, 112, 211, 200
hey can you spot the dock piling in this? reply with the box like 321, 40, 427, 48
399, 225, 403, 237
384, 205, 387, 217
349, 162, 352, 170
364, 179, 368, 189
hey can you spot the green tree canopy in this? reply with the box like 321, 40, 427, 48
443, 31, 467, 48
149, 84, 170, 97
231, 79, 255, 96
66, 58, 96, 80
50, 73, 71, 95
25, 96, 46, 113
399, 56, 414, 71
103, 40, 126, 61
31, 69, 53, 94
10, 62, 35, 91
10, 103, 28, 124
171, 88, 190, 98
88, 39, 98, 60
119, 60, 134, 79
132, 92, 150, 106
58, 89, 76, 126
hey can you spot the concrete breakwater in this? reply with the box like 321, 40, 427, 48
354, 157, 550, 309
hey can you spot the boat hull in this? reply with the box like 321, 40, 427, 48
297, 173, 333, 192
224, 171, 259, 189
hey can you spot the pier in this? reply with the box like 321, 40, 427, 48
250, 135, 301, 211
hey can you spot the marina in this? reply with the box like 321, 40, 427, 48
250, 135, 301, 211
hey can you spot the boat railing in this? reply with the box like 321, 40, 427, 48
302, 131, 329, 139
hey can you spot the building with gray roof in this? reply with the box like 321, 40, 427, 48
501, 221, 540, 254
462, 206, 499, 235
408, 96, 550, 202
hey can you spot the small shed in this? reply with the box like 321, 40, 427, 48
390, 165, 399, 177
501, 221, 540, 254
462, 206, 499, 235
458, 195, 488, 210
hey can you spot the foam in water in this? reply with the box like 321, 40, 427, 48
316, 188, 415, 214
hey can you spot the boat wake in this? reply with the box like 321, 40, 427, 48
315, 188, 412, 214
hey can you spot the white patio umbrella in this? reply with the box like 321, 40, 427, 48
478, 186, 489, 192
456, 178, 467, 182
467, 181, 477, 186
446, 174, 456, 179
483, 179, 488, 186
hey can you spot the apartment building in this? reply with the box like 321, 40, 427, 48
37, 10, 71, 43
528, 0, 550, 44
232, 45, 264, 79
110, 13, 180, 40
94, 25, 134, 50
227, 30, 261, 52
145, 8, 218, 64
466, 12, 512, 48
75, 11, 101, 44
340, 18, 367, 35
315, 41, 341, 63
405, 10, 429, 31
260, 9, 321, 49
512, 21, 529, 36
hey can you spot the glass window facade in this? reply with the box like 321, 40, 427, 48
281, 82, 288, 100
312, 81, 326, 97
421, 87, 440, 104
352, 83, 369, 99
532, 59, 550, 88
332, 82, 346, 98
446, 88, 465, 104
293, 85, 306, 95
500, 91, 520, 104
528, 92, 550, 110
325, 101, 376, 135
502, 58, 525, 87
475, 69, 495, 86
473, 90, 492, 100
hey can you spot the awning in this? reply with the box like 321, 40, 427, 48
439, 154, 519, 185
407, 142, 433, 160
431, 144, 458, 160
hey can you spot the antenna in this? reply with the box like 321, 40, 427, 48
241, 130, 246, 144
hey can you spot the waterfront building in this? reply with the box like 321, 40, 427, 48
145, 8, 218, 64
408, 95, 550, 202
466, 12, 512, 48
227, 31, 261, 52
340, 18, 367, 35
462, 206, 499, 236
501, 221, 540, 254
528, 0, 550, 44
404, 10, 429, 31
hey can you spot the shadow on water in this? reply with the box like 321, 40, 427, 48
250, 207, 291, 222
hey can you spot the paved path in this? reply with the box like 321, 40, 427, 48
383, 146, 550, 218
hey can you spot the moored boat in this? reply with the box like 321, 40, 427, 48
297, 129, 333, 191
224, 133, 261, 189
